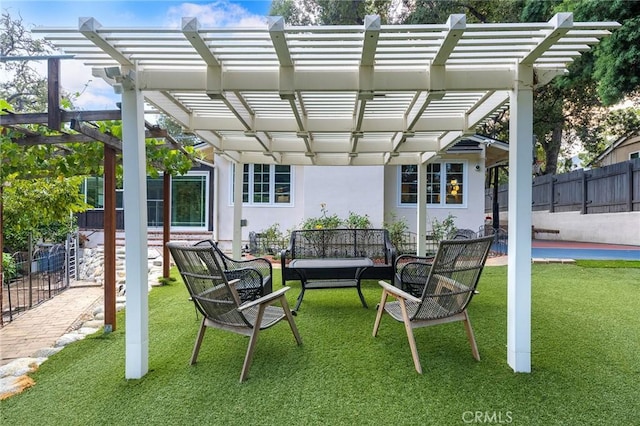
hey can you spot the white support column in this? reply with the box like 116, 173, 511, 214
232, 163, 244, 258
121, 71, 149, 379
507, 64, 533, 373
416, 162, 428, 256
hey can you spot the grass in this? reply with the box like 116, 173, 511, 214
1, 263, 638, 425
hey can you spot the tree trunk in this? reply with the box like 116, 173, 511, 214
544, 122, 563, 175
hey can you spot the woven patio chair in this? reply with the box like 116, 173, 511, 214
167, 242, 302, 382
194, 239, 272, 303
373, 236, 493, 373
393, 230, 481, 297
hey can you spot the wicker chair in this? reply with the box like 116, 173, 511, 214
194, 239, 272, 303
167, 242, 302, 382
394, 230, 480, 297
373, 236, 493, 373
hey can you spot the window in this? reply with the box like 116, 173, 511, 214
630, 151, 639, 160
233, 164, 292, 205
81, 177, 123, 209
399, 161, 466, 207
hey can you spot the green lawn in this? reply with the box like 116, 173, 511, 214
1, 263, 638, 425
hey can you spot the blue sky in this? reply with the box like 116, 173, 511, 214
3, 1, 273, 27
2, 1, 274, 109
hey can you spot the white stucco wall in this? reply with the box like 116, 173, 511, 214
303, 166, 385, 227
214, 161, 386, 245
214, 153, 488, 246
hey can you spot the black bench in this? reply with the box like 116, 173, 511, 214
280, 228, 397, 310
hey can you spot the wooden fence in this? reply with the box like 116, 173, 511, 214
486, 158, 640, 214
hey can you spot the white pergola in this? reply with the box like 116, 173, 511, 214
36, 13, 617, 379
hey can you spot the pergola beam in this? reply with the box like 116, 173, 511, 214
78, 17, 132, 66
432, 14, 466, 66
521, 13, 573, 65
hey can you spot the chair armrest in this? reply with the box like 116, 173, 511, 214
237, 286, 291, 311
395, 254, 434, 270
378, 280, 422, 303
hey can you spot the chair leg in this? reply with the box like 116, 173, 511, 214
399, 300, 422, 374
281, 296, 302, 345
190, 318, 207, 365
240, 305, 266, 382
372, 289, 388, 337
462, 310, 480, 361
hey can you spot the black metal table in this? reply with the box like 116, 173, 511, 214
287, 257, 374, 311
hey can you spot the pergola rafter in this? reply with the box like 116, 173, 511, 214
35, 13, 617, 167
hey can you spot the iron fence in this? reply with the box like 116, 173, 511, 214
1, 234, 78, 326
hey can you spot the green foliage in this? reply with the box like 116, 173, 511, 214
406, 0, 523, 24
383, 213, 408, 248
566, 0, 640, 105
431, 213, 457, 242
2, 176, 88, 252
300, 203, 342, 229
269, 0, 403, 25
255, 223, 290, 255
2, 252, 18, 284
343, 211, 371, 229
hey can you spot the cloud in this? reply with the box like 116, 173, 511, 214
165, 1, 267, 27
60, 61, 119, 110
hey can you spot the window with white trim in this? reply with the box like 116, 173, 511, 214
400, 162, 466, 207
232, 164, 292, 205
630, 151, 639, 160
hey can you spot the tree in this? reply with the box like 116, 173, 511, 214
404, 0, 523, 24
0, 10, 56, 112
269, 0, 406, 25
567, 0, 640, 106
520, 0, 640, 173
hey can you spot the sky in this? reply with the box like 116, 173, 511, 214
2, 1, 275, 110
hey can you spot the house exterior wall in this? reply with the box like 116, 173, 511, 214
383, 153, 487, 234
214, 152, 488, 247
596, 135, 640, 167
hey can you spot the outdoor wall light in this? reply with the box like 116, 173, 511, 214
104, 66, 121, 79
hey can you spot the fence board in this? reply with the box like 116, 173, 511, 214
485, 158, 640, 214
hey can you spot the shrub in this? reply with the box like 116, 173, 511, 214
2, 252, 18, 284
431, 214, 457, 242
300, 203, 342, 230
344, 211, 371, 229
383, 213, 409, 248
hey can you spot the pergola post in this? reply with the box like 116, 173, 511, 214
507, 64, 533, 373
121, 68, 149, 379
232, 163, 244, 258
416, 162, 428, 256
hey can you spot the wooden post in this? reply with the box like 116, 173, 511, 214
104, 145, 117, 332
492, 166, 500, 232
47, 58, 61, 131
163, 172, 171, 279
627, 161, 634, 212
0, 184, 3, 327
581, 170, 588, 214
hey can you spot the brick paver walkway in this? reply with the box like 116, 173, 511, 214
0, 284, 103, 366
